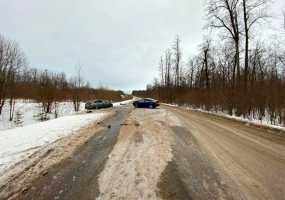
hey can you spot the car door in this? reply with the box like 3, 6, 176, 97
136, 99, 144, 108
102, 100, 109, 108
142, 99, 150, 108
95, 100, 103, 109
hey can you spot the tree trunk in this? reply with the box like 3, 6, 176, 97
243, 0, 249, 91
0, 100, 5, 115
204, 49, 210, 89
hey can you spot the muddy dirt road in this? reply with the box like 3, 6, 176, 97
167, 106, 285, 200
3, 106, 285, 200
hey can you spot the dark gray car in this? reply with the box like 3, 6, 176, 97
85, 100, 113, 110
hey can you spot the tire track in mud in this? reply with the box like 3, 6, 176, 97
96, 109, 173, 200
165, 106, 285, 200
157, 125, 244, 200
15, 107, 253, 200
96, 108, 243, 200
18, 108, 132, 200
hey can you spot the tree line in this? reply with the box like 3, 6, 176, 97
133, 0, 285, 126
0, 34, 125, 121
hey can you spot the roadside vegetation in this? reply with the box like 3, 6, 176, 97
0, 34, 128, 123
133, 0, 285, 126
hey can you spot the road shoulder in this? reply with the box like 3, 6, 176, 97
0, 111, 114, 200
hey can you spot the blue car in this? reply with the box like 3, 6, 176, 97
133, 98, 160, 109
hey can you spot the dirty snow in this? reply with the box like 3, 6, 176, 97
97, 108, 174, 200
113, 98, 134, 107
0, 112, 108, 176
163, 103, 285, 131
162, 103, 179, 107
188, 108, 285, 131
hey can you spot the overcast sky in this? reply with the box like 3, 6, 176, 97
0, 0, 284, 91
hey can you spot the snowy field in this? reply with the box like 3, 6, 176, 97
0, 99, 134, 131
0, 112, 108, 176
0, 100, 85, 131
0, 98, 134, 176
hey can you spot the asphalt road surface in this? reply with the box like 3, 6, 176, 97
5, 105, 285, 200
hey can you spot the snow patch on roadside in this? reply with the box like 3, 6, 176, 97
113, 98, 134, 107
189, 108, 285, 132
162, 103, 179, 107
163, 103, 285, 131
0, 112, 108, 176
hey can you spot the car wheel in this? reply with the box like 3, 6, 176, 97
149, 104, 154, 109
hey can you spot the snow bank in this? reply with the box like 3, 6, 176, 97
0, 112, 107, 175
162, 103, 179, 107
113, 98, 134, 107
191, 108, 285, 131
163, 103, 285, 131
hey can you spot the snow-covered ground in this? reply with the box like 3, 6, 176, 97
188, 107, 285, 131
0, 100, 85, 131
0, 98, 135, 131
113, 98, 134, 107
0, 98, 135, 176
0, 112, 108, 176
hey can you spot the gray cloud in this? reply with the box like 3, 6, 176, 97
0, 0, 283, 91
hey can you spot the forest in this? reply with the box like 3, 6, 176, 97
0, 34, 125, 121
133, 0, 285, 126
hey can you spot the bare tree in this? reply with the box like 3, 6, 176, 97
202, 40, 211, 89
37, 70, 57, 120
172, 36, 182, 87
187, 58, 195, 89
0, 34, 26, 118
165, 49, 172, 87
8, 43, 27, 121
0, 35, 9, 114
159, 56, 165, 86
71, 64, 84, 112
241, 0, 270, 90
207, 0, 241, 88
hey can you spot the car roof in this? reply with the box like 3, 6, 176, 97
144, 98, 156, 101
